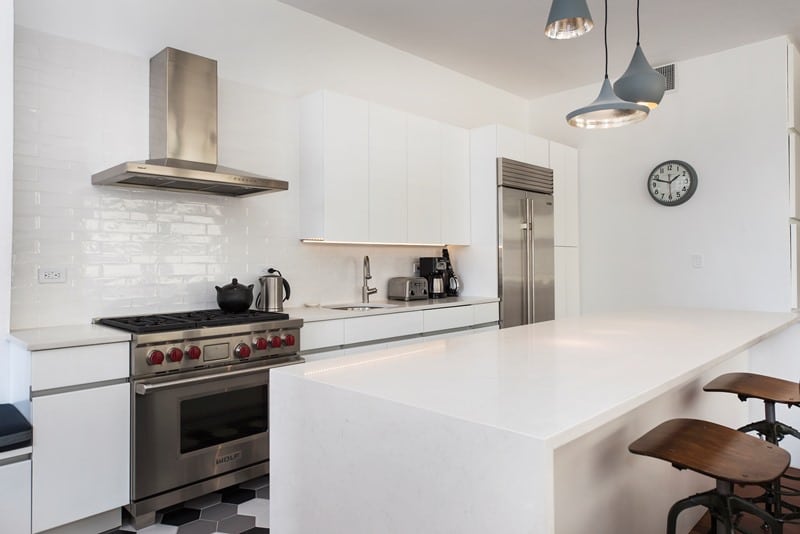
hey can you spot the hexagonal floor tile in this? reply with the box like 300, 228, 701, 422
220, 487, 256, 505
200, 502, 238, 522
238, 475, 269, 491
217, 514, 256, 533
161, 508, 201, 526
236, 498, 269, 528
176, 519, 218, 534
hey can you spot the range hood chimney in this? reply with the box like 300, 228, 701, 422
92, 48, 289, 197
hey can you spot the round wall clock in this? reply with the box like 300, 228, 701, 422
647, 160, 697, 206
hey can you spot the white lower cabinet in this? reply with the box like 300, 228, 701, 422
0, 458, 31, 533
31, 382, 129, 533
300, 302, 500, 360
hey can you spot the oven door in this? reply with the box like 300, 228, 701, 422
132, 361, 270, 501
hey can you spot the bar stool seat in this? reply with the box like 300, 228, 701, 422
704, 373, 800, 444
630, 418, 790, 533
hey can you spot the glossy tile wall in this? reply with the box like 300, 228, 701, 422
11, 28, 438, 329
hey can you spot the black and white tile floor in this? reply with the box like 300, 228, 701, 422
109, 476, 270, 534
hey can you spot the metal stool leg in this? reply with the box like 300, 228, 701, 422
666, 490, 719, 534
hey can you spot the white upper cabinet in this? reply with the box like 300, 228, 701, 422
791, 131, 800, 219
407, 115, 442, 244
550, 141, 579, 247
788, 41, 800, 131
441, 124, 471, 245
300, 91, 369, 242
496, 124, 549, 167
369, 102, 408, 243
300, 90, 470, 245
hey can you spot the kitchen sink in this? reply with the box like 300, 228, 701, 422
323, 303, 399, 311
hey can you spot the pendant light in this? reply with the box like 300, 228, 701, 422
613, 0, 666, 109
545, 0, 594, 40
566, 0, 649, 129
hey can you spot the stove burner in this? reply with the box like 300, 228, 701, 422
97, 309, 291, 334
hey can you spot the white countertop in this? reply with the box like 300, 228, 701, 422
273, 307, 798, 447
8, 324, 132, 351
284, 296, 499, 322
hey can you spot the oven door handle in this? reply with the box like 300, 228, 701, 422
135, 366, 269, 396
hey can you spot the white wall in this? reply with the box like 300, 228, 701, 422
529, 37, 791, 314
10, 1, 529, 329
1, 0, 13, 401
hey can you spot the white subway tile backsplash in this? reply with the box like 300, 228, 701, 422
11, 27, 441, 329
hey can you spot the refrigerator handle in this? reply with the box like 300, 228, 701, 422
525, 197, 535, 323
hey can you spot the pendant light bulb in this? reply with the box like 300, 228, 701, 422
566, 0, 649, 128
545, 0, 594, 40
613, 0, 666, 109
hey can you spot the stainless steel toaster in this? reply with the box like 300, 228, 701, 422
387, 277, 429, 301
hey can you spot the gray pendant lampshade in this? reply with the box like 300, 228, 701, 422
613, 1, 666, 108
545, 0, 594, 39
566, 0, 649, 128
567, 76, 648, 128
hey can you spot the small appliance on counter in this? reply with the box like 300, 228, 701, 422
256, 268, 291, 312
419, 249, 461, 298
387, 277, 429, 301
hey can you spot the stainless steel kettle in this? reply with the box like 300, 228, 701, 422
256, 268, 291, 312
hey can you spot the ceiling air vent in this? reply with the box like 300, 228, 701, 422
655, 64, 676, 91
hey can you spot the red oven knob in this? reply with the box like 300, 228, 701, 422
186, 345, 202, 360
167, 347, 183, 362
284, 334, 296, 347
147, 350, 165, 365
254, 337, 268, 350
269, 336, 282, 349
235, 343, 252, 359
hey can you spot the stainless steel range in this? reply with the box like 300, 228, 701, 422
97, 309, 303, 529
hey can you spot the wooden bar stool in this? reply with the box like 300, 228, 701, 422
629, 418, 789, 533
704, 373, 800, 518
704, 373, 800, 445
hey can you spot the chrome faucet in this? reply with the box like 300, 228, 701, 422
362, 255, 377, 303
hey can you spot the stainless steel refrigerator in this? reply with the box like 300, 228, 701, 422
497, 158, 555, 328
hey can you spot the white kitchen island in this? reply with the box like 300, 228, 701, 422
270, 308, 799, 534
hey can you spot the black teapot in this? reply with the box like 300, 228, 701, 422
215, 278, 254, 313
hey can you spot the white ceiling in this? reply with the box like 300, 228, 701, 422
277, 0, 800, 99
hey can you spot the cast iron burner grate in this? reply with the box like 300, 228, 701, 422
97, 309, 291, 334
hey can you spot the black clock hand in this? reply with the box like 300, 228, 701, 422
669, 173, 681, 184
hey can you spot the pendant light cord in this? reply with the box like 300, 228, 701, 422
603, 0, 609, 79
636, 0, 641, 45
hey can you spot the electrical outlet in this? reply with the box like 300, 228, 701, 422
690, 254, 704, 269
38, 266, 67, 284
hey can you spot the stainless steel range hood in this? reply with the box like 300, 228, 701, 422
92, 48, 288, 197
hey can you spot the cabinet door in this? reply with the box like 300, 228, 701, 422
441, 124, 470, 245
789, 42, 800, 130
524, 134, 549, 167
407, 115, 442, 244
554, 246, 580, 319
32, 383, 129, 533
0, 459, 31, 534
369, 103, 408, 243
550, 141, 579, 247
496, 125, 526, 162
324, 92, 369, 242
791, 132, 800, 219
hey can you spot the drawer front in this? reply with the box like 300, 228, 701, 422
345, 312, 423, 345
31, 342, 129, 392
423, 306, 473, 333
473, 303, 500, 325
301, 320, 345, 352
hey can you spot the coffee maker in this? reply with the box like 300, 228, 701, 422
419, 257, 447, 298
419, 251, 460, 298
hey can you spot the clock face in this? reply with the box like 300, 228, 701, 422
647, 160, 697, 206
